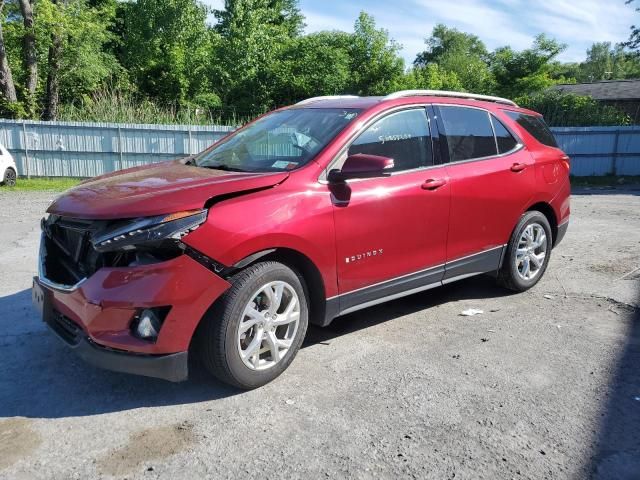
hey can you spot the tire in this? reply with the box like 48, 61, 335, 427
498, 211, 553, 292
196, 261, 309, 389
2, 168, 16, 187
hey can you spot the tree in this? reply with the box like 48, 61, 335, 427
212, 0, 305, 113
119, 0, 213, 107
347, 11, 404, 95
414, 24, 494, 93
577, 42, 640, 82
491, 34, 566, 98
401, 63, 464, 91
39, 0, 118, 120
0, 0, 18, 107
518, 90, 631, 127
17, 0, 36, 114
626, 0, 640, 51
274, 31, 351, 105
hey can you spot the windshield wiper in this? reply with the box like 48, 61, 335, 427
200, 163, 248, 172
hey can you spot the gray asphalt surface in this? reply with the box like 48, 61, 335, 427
0, 187, 639, 480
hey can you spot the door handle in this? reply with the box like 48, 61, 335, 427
421, 178, 447, 190
511, 163, 527, 172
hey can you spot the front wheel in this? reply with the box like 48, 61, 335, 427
498, 211, 552, 292
196, 261, 308, 389
2, 168, 16, 187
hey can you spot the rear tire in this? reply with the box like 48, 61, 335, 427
196, 261, 308, 389
498, 211, 552, 292
2, 168, 16, 187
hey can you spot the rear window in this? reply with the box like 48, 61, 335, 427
438, 106, 497, 162
491, 115, 518, 154
505, 111, 558, 148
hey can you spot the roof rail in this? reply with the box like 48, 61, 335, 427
383, 90, 518, 107
296, 95, 359, 106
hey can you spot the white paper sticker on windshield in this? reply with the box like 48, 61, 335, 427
272, 160, 298, 170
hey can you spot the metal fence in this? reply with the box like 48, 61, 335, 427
0, 119, 639, 177
552, 126, 640, 176
0, 119, 234, 178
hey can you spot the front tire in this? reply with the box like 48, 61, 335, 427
2, 168, 16, 187
498, 211, 552, 292
197, 261, 309, 389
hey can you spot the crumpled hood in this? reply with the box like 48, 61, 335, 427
47, 160, 289, 219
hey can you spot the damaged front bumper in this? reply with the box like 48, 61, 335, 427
33, 235, 231, 381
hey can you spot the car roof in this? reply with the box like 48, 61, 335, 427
290, 94, 540, 117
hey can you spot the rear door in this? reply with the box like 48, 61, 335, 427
330, 108, 450, 312
434, 105, 536, 281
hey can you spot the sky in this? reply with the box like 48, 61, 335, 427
203, 0, 636, 65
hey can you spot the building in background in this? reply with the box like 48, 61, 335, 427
552, 79, 640, 119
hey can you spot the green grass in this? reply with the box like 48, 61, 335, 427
3, 177, 82, 192
570, 175, 640, 187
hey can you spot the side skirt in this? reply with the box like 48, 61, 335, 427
322, 245, 505, 324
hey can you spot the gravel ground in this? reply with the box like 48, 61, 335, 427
0, 187, 638, 480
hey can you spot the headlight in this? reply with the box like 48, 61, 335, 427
92, 209, 207, 253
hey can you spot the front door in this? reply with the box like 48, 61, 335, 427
330, 108, 451, 313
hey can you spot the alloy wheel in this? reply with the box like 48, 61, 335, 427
4, 169, 16, 187
237, 281, 300, 371
515, 222, 548, 281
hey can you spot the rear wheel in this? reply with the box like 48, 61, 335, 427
2, 168, 16, 187
197, 261, 308, 389
498, 211, 552, 292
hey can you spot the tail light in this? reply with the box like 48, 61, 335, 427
561, 155, 571, 172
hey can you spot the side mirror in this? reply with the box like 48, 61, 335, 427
328, 154, 394, 183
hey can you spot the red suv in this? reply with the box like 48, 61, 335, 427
33, 90, 570, 389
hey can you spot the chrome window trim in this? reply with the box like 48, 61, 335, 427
440, 144, 524, 167
318, 104, 435, 184
38, 233, 87, 293
318, 103, 526, 184
434, 103, 524, 165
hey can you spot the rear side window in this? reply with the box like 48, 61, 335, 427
438, 106, 497, 162
505, 111, 558, 148
348, 109, 432, 171
491, 115, 518, 154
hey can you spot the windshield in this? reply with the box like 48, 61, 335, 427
194, 108, 361, 172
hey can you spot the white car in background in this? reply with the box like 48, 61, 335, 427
0, 144, 17, 186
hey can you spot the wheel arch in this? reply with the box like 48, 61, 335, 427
229, 247, 328, 327
525, 202, 558, 246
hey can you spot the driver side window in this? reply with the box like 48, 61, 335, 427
348, 109, 433, 172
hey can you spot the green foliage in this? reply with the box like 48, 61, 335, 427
400, 64, 464, 91
0, 1, 637, 127
211, 0, 305, 113
3, 0, 119, 117
347, 12, 405, 95
577, 42, 640, 82
4, 176, 82, 191
273, 31, 351, 105
490, 34, 566, 98
58, 87, 246, 125
118, 0, 213, 106
517, 91, 632, 127
414, 25, 494, 93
